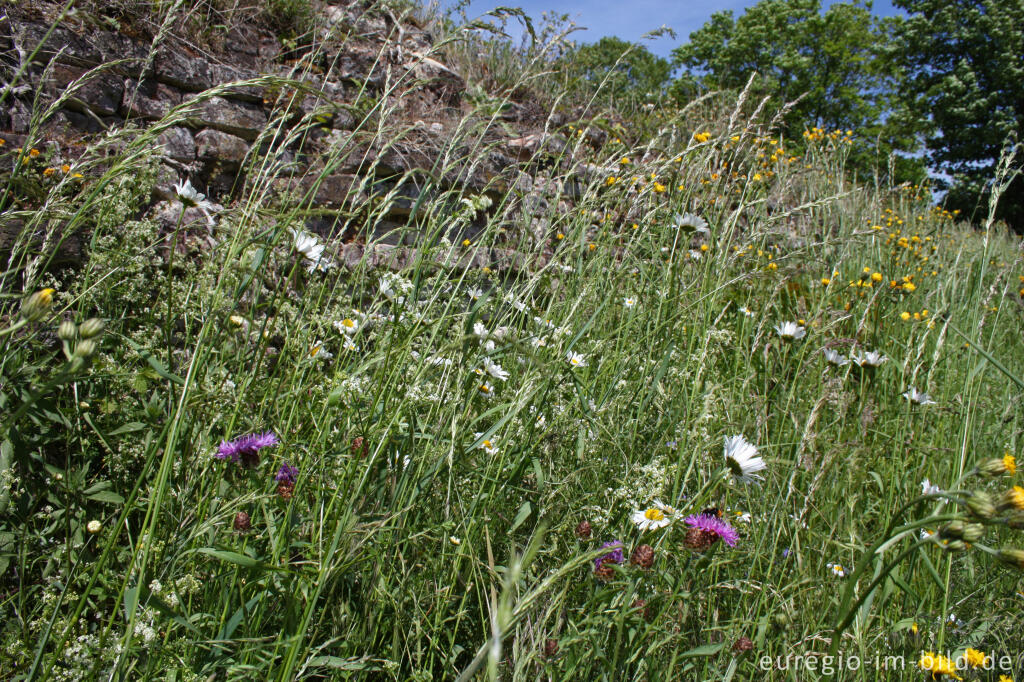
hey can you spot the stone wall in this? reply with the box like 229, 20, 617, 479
0, 0, 587, 271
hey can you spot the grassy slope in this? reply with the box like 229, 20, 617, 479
1, 2, 1023, 680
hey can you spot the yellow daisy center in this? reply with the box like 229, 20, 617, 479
1004, 453, 1016, 475
644, 508, 664, 521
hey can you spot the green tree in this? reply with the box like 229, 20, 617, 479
566, 36, 673, 103
893, 0, 1024, 229
673, 0, 923, 182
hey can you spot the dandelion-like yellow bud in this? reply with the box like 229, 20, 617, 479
21, 288, 55, 321
966, 491, 997, 520
979, 456, 1012, 477
79, 318, 105, 339
997, 548, 1024, 570
1000, 485, 1024, 511
73, 339, 97, 358
58, 320, 78, 341
938, 521, 966, 540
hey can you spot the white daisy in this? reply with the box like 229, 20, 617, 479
173, 177, 217, 225
822, 348, 850, 366
173, 178, 212, 210
566, 351, 587, 368
921, 478, 941, 495
631, 501, 673, 531
531, 336, 548, 349
343, 340, 358, 352
723, 434, 766, 483
851, 350, 887, 367
674, 212, 710, 235
473, 322, 489, 339
774, 321, 806, 341
476, 381, 495, 398
474, 433, 498, 455
827, 562, 849, 578
468, 286, 485, 300
482, 357, 509, 381
290, 228, 335, 273
334, 317, 359, 335
738, 306, 756, 318
902, 387, 936, 405
623, 297, 637, 308
308, 340, 332, 361
732, 511, 752, 524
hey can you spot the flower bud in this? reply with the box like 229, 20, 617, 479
997, 548, 1024, 570
938, 521, 966, 540
73, 339, 97, 358
979, 454, 1015, 476
943, 539, 966, 552
999, 486, 1024, 512
58, 320, 77, 341
961, 523, 985, 544
21, 288, 54, 321
1007, 512, 1024, 530
79, 318, 105, 338
966, 491, 996, 520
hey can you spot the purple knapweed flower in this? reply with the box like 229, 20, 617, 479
684, 514, 740, 547
216, 431, 278, 467
594, 540, 625, 569
275, 462, 299, 484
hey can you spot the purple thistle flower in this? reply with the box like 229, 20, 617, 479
594, 540, 625, 569
684, 514, 740, 547
275, 462, 299, 484
216, 431, 278, 467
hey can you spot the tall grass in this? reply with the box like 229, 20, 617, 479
1, 2, 1023, 680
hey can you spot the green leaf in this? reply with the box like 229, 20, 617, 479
86, 490, 125, 505
197, 548, 262, 568
510, 501, 532, 533
679, 642, 725, 658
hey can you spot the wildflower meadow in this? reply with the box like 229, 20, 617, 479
1, 1, 1023, 680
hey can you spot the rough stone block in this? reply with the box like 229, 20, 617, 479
185, 96, 267, 140
195, 128, 250, 165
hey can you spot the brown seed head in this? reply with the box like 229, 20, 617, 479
575, 520, 592, 540
233, 511, 251, 532
732, 636, 754, 654
543, 638, 559, 658
630, 544, 654, 569
594, 562, 615, 582
631, 598, 654, 622
684, 527, 717, 551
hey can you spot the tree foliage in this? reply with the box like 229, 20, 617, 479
672, 0, 925, 183
565, 37, 672, 104
893, 0, 1024, 229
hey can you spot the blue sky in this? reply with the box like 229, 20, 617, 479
446, 1, 901, 58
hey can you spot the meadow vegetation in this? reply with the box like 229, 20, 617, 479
1, 1, 1023, 680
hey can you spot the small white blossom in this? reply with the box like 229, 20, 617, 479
774, 321, 806, 341
903, 387, 936, 405
566, 351, 587, 368
822, 348, 850, 366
